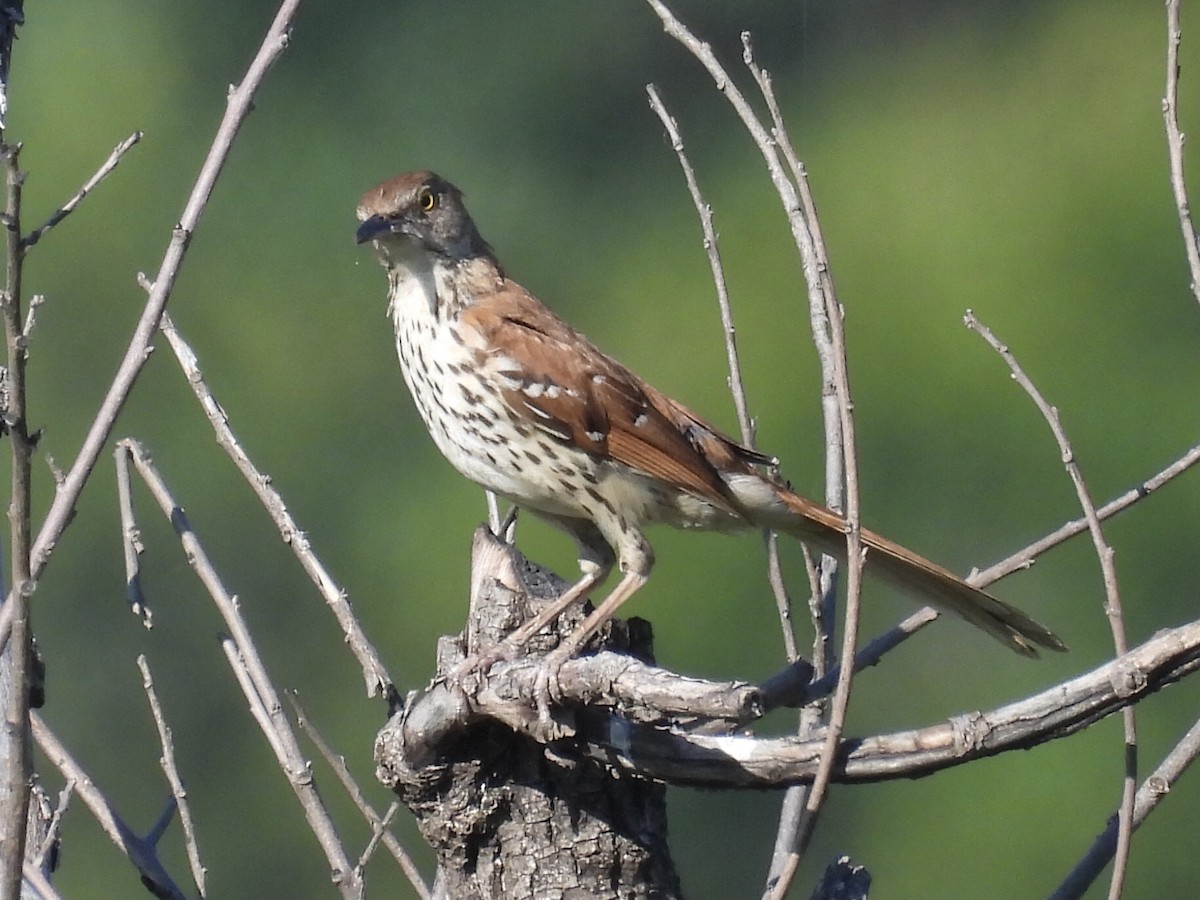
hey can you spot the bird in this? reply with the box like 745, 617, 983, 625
355, 170, 1066, 682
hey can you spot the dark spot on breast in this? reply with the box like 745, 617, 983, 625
584, 486, 617, 517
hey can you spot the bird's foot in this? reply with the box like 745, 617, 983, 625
532, 646, 574, 741
447, 636, 524, 690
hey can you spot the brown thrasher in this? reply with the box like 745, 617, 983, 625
356, 170, 1066, 677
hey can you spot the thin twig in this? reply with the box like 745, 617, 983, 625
646, 2, 815, 264
22, 131, 142, 250
31, 712, 187, 900
1051, 711, 1200, 900
645, 84, 801, 663
355, 802, 400, 875
972, 439, 1200, 586
1163, 0, 1200, 308
740, 28, 846, 673
114, 443, 151, 627
1043, 7, 1200, 895
809, 384, 1199, 676
645, 85, 756, 441
155, 309, 393, 699
642, 8, 855, 893
21, 862, 64, 900
19, 291, 40, 340
30, 779, 71, 872
644, 76, 828, 897
765, 533, 799, 661
742, 32, 840, 325
0, 4, 21, 132
0, 0, 303, 655
137, 655, 206, 897
964, 310, 1135, 900
647, 0, 845, 656
143, 797, 178, 848
118, 438, 363, 899
739, 36, 857, 891
778, 266, 864, 898
799, 607, 940, 705
288, 692, 431, 900
0, 133, 35, 900
220, 637, 291, 762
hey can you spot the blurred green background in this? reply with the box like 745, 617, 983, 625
9, 0, 1200, 897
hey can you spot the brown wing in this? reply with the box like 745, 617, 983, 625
458, 282, 771, 516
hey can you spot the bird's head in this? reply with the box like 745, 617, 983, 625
355, 171, 490, 265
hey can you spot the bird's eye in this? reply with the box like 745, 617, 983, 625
418, 189, 437, 212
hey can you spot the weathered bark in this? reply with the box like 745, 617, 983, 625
376, 528, 682, 899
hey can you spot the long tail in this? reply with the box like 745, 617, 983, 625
734, 476, 1067, 656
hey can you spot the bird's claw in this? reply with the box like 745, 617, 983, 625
533, 649, 573, 740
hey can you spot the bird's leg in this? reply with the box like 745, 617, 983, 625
502, 565, 607, 654
533, 569, 649, 730
452, 521, 614, 681
533, 528, 653, 729
451, 568, 604, 682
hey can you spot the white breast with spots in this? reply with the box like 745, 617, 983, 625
387, 267, 596, 520
385, 261, 746, 553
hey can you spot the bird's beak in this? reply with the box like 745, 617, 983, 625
355, 214, 394, 244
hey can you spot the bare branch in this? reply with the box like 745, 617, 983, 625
644, 83, 801, 670
776, 293, 863, 896
355, 802, 400, 875
118, 438, 364, 899
809, 857, 870, 900
799, 608, 940, 705
114, 443, 151, 628
22, 131, 142, 250
388, 617, 1200, 790
1051, 711, 1200, 900
289, 692, 431, 899
645, 85, 756, 443
21, 862, 64, 900
137, 655, 206, 897
0, 3, 22, 130
410, 652, 766, 761
30, 779, 70, 872
143, 797, 178, 849
0, 0, 304, 655
972, 439, 1200, 586
964, 309, 1136, 898
156, 310, 393, 699
640, 88, 825, 893
31, 712, 187, 900
642, 8, 863, 891
1163, 0, 1200, 307
19, 290, 39, 340
0, 129, 35, 900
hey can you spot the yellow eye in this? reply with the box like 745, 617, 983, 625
418, 189, 437, 212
